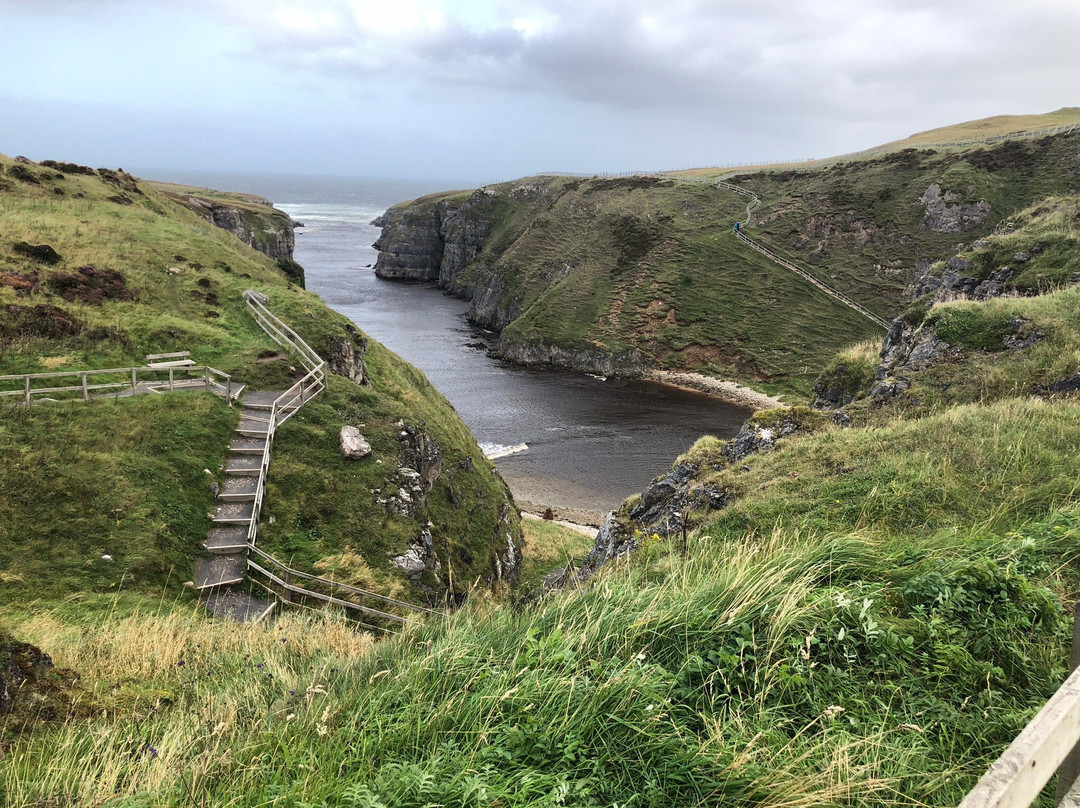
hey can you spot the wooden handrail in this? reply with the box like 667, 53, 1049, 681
958, 664, 1080, 806
246, 546, 441, 617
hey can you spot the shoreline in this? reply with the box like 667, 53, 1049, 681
516, 499, 606, 531
520, 510, 600, 538
642, 370, 786, 410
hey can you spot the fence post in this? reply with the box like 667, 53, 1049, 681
169, 367, 174, 392
282, 570, 292, 603
204, 366, 210, 391
82, 372, 88, 400
131, 367, 137, 392
1056, 601, 1080, 801
226, 375, 232, 404
24, 376, 30, 405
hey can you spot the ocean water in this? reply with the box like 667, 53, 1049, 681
142, 169, 751, 518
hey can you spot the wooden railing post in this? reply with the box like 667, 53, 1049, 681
81, 372, 88, 400
24, 376, 30, 405
168, 367, 174, 392
282, 570, 292, 603
131, 367, 137, 392
1056, 601, 1080, 801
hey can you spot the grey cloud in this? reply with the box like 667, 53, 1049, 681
227, 0, 1079, 134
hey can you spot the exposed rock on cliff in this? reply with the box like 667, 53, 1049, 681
165, 192, 297, 261
575, 408, 824, 582
493, 341, 649, 377
920, 184, 991, 233
373, 187, 497, 288
327, 325, 368, 384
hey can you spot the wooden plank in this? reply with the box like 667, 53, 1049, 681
1058, 602, 1080, 802
147, 360, 196, 368
146, 351, 190, 361
958, 665, 1080, 808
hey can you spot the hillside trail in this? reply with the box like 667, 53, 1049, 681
718, 181, 890, 330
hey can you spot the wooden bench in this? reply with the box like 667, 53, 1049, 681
146, 351, 196, 369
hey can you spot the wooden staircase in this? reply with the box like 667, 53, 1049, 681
195, 393, 288, 604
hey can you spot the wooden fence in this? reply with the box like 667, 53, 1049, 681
0, 364, 235, 405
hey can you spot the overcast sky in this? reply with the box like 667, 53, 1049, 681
0, 0, 1077, 182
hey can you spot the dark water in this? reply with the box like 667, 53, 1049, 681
142, 170, 753, 518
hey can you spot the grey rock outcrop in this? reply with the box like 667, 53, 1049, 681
399, 426, 442, 495
494, 341, 649, 377
391, 528, 441, 581
376, 426, 443, 517
920, 184, 991, 233
492, 504, 521, 584
327, 325, 368, 384
172, 194, 296, 259
339, 426, 371, 460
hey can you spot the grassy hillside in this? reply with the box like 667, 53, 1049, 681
5, 394, 1080, 805
811, 194, 1080, 416
0, 154, 520, 608
376, 124, 1080, 399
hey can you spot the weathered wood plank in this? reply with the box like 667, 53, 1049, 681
959, 665, 1080, 808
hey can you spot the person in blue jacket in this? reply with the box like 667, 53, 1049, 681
733, 221, 740, 233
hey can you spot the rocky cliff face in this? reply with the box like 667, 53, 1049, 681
167, 193, 296, 260
493, 341, 649, 377
373, 188, 497, 290
563, 408, 825, 585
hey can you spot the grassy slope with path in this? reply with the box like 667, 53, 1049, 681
379, 113, 1080, 400
5, 116, 1080, 805
0, 154, 520, 609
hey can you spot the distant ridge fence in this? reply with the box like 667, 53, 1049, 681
522, 121, 1080, 182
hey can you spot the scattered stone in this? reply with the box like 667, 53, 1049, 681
101, 555, 113, 562
166, 267, 183, 276
339, 426, 372, 460
246, 290, 270, 305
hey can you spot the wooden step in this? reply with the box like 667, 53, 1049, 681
229, 436, 267, 454
211, 501, 255, 523
205, 525, 248, 553
202, 589, 274, 622
219, 476, 258, 501
225, 456, 262, 475
236, 426, 270, 439
195, 554, 245, 590
241, 391, 281, 410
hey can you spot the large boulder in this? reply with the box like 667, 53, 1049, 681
339, 426, 371, 460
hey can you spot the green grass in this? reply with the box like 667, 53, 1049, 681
727, 131, 1080, 323
0, 155, 521, 605
5, 396, 1080, 805
516, 518, 596, 595
0, 394, 236, 604
380, 129, 1080, 399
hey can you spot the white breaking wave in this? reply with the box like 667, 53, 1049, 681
482, 442, 528, 459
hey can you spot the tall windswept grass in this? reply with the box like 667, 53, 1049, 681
5, 497, 1077, 806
